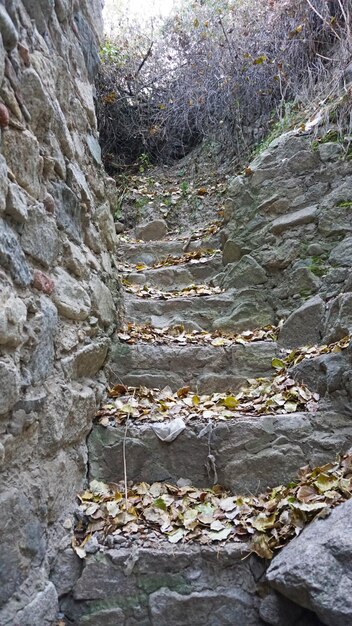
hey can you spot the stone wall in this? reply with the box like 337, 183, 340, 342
0, 1, 119, 623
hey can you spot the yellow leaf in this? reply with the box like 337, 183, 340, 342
222, 396, 239, 410
193, 18, 199, 27
192, 395, 200, 406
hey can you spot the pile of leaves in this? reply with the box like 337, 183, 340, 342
117, 322, 279, 347
73, 453, 352, 559
122, 281, 224, 299
118, 248, 220, 273
96, 374, 319, 428
282, 336, 350, 369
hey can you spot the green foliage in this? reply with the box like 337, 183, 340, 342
180, 181, 189, 196
336, 200, 352, 208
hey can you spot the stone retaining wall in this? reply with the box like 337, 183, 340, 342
0, 1, 118, 622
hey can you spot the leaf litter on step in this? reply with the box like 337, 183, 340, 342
73, 452, 352, 559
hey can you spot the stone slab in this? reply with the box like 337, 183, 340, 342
88, 410, 352, 493
108, 340, 279, 393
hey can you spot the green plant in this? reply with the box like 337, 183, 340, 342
180, 181, 189, 196
138, 153, 151, 173
336, 200, 352, 208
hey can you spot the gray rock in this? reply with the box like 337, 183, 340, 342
221, 255, 267, 289
62, 339, 109, 379
73, 12, 100, 81
0, 4, 18, 51
270, 206, 318, 234
135, 218, 168, 242
149, 587, 261, 626
5, 182, 28, 223
214, 292, 275, 333
28, 297, 58, 384
307, 243, 323, 256
259, 590, 319, 626
0, 154, 8, 214
94, 202, 117, 251
114, 220, 124, 234
86, 133, 102, 165
90, 276, 116, 328
324, 293, 352, 343
20, 68, 54, 139
63, 239, 88, 278
0, 358, 19, 415
50, 548, 82, 598
52, 267, 91, 320
318, 142, 343, 162
286, 150, 320, 175
267, 499, 352, 626
0, 218, 32, 287
21, 207, 60, 268
14, 582, 58, 626
0, 288, 27, 347
22, 0, 55, 35
278, 295, 325, 348
222, 239, 243, 264
329, 237, 352, 267
0, 488, 45, 606
3, 129, 42, 198
51, 182, 83, 243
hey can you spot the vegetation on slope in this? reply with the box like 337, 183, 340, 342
97, 0, 352, 172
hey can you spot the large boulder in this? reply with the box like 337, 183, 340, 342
267, 499, 352, 626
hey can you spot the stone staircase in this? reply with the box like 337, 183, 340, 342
60, 223, 350, 625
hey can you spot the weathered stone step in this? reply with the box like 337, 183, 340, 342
117, 232, 221, 266
109, 339, 278, 392
88, 409, 351, 493
60, 543, 266, 626
123, 291, 235, 330
123, 253, 223, 288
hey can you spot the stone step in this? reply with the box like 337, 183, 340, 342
108, 339, 279, 392
88, 409, 351, 493
123, 291, 235, 331
60, 543, 267, 626
123, 253, 223, 288
117, 232, 221, 266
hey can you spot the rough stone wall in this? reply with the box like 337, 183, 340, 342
0, 1, 120, 623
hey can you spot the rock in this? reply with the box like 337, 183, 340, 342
90, 276, 116, 328
0, 288, 27, 347
0, 36, 4, 87
307, 243, 323, 256
0, 488, 45, 607
135, 218, 168, 242
94, 202, 117, 251
214, 292, 274, 333
73, 13, 100, 81
67, 163, 93, 207
0, 218, 32, 287
318, 142, 343, 162
3, 129, 42, 198
20, 68, 54, 138
51, 182, 83, 243
0, 154, 8, 213
86, 133, 102, 164
0, 359, 19, 414
324, 293, 352, 343
5, 182, 28, 223
259, 590, 318, 626
222, 239, 243, 265
329, 237, 352, 267
14, 582, 58, 626
270, 206, 318, 234
266, 499, 352, 626
62, 339, 109, 379
221, 255, 267, 289
32, 270, 55, 295
22, 0, 55, 35
52, 268, 91, 321
50, 548, 82, 598
278, 296, 325, 348
63, 239, 88, 278
286, 150, 319, 175
28, 297, 58, 384
21, 207, 60, 268
0, 5, 18, 51
114, 221, 124, 234
149, 588, 261, 626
